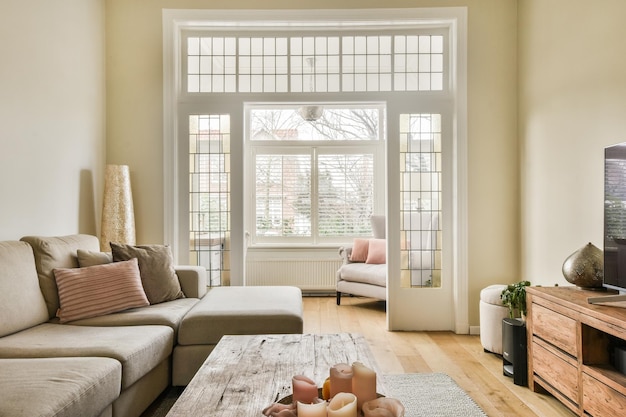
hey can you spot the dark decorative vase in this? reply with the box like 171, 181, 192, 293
562, 242, 604, 290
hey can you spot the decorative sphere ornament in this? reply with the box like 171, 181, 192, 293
562, 242, 604, 290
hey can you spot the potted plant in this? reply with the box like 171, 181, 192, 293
501, 281, 531, 319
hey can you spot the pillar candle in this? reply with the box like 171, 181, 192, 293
352, 362, 377, 412
297, 400, 327, 417
292, 375, 319, 405
330, 363, 354, 397
327, 392, 357, 417
362, 398, 405, 417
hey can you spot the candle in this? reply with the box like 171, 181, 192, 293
352, 362, 377, 412
292, 375, 319, 405
362, 398, 405, 417
327, 392, 357, 417
330, 363, 353, 397
297, 400, 327, 417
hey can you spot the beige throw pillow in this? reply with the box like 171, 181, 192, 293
54, 258, 149, 323
77, 249, 113, 267
110, 243, 185, 304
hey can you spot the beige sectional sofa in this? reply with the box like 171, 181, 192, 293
0, 234, 303, 417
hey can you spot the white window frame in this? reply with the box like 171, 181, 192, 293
245, 103, 386, 246
162, 8, 468, 333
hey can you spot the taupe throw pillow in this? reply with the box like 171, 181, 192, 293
77, 249, 113, 267
110, 243, 185, 304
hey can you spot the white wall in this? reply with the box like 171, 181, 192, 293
0, 0, 106, 240
519, 0, 626, 286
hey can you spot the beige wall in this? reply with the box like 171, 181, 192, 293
518, 0, 626, 287
0, 0, 106, 240
106, 0, 518, 327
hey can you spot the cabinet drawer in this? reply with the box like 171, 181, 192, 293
583, 373, 626, 416
532, 303, 577, 356
533, 340, 579, 404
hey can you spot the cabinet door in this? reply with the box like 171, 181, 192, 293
533, 340, 579, 405
583, 373, 626, 416
532, 303, 578, 357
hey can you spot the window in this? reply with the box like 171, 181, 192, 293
188, 114, 231, 286
185, 34, 445, 93
248, 105, 384, 245
165, 8, 465, 302
400, 113, 442, 287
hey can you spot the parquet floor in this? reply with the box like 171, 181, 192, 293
303, 295, 574, 417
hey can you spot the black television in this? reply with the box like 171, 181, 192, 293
589, 142, 626, 304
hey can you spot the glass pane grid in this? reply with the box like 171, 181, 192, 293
399, 113, 442, 288
394, 35, 444, 91
189, 114, 231, 286
255, 154, 312, 237
318, 154, 374, 236
186, 33, 445, 93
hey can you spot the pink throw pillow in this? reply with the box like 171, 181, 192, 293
366, 238, 386, 264
350, 238, 370, 262
53, 258, 149, 323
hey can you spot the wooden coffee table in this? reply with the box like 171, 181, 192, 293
165, 333, 386, 416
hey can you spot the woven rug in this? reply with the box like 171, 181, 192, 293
383, 373, 487, 417
143, 373, 486, 417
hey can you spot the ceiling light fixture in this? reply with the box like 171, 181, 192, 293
298, 57, 323, 122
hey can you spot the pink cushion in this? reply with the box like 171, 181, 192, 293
366, 238, 386, 264
53, 258, 149, 323
350, 238, 370, 262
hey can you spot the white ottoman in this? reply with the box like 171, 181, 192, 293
479, 284, 509, 355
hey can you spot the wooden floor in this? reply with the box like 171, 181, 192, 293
304, 295, 574, 417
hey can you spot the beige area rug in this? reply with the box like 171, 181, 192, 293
383, 373, 487, 416
142, 373, 486, 417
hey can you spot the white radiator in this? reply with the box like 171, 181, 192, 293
245, 258, 342, 292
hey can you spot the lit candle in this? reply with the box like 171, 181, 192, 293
297, 400, 327, 417
327, 392, 357, 417
330, 363, 353, 397
352, 362, 377, 412
362, 397, 405, 417
292, 375, 319, 405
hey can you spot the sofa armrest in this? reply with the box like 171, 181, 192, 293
338, 246, 354, 265
175, 266, 208, 298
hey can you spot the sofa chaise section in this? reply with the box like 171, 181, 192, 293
173, 285, 304, 385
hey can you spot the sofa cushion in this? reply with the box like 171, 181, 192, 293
0, 323, 173, 389
338, 263, 387, 287
0, 241, 49, 337
110, 243, 185, 304
58, 297, 199, 339
20, 234, 101, 318
0, 357, 121, 417
77, 249, 113, 267
178, 286, 303, 345
365, 238, 386, 264
54, 258, 149, 323
350, 238, 369, 262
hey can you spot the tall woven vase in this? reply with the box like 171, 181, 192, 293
100, 165, 136, 251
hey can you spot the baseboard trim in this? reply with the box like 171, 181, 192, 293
469, 325, 480, 335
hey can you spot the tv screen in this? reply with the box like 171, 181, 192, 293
604, 142, 626, 291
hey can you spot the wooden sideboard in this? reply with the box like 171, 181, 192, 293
526, 286, 626, 416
